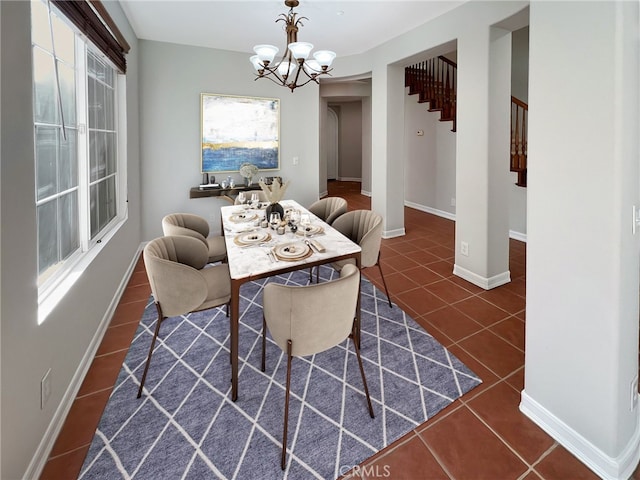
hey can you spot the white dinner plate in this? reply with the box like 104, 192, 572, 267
235, 231, 270, 246
296, 224, 323, 236
273, 242, 311, 260
229, 212, 258, 223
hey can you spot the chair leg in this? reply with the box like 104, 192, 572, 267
351, 334, 375, 419
261, 316, 267, 372
281, 340, 293, 470
376, 252, 393, 308
137, 303, 164, 398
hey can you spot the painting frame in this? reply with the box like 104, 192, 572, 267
200, 93, 280, 174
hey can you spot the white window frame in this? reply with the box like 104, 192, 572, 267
33, 2, 128, 323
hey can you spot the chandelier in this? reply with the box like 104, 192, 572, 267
250, 0, 336, 92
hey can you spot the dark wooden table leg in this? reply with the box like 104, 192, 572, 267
230, 278, 241, 401
356, 252, 362, 349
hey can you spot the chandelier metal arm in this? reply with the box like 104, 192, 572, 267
253, 62, 330, 92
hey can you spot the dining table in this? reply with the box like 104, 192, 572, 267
221, 199, 362, 401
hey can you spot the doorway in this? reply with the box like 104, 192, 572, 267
327, 107, 339, 180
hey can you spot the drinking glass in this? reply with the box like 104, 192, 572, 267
300, 213, 311, 239
251, 193, 259, 209
269, 212, 281, 230
288, 209, 300, 238
237, 191, 246, 207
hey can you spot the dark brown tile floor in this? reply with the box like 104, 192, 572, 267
40, 181, 639, 480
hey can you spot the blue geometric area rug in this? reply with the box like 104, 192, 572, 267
80, 266, 482, 480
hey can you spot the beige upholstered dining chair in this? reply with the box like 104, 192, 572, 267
162, 212, 226, 263
138, 235, 231, 398
308, 196, 347, 225
331, 209, 393, 308
260, 264, 374, 469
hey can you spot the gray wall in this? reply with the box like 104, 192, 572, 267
0, 1, 141, 478
329, 102, 363, 181
404, 95, 457, 217
523, 3, 639, 477
138, 40, 320, 240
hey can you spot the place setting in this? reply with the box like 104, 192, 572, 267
272, 241, 313, 262
233, 230, 272, 247
228, 211, 259, 223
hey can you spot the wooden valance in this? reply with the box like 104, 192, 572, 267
51, 0, 129, 73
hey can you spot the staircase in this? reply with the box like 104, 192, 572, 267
405, 57, 528, 187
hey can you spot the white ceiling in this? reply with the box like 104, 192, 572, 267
119, 1, 465, 58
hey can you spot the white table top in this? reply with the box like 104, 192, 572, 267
221, 200, 361, 280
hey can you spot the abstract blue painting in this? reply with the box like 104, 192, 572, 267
200, 93, 280, 173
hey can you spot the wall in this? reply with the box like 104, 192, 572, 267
361, 96, 372, 195
522, 2, 640, 478
138, 40, 320, 240
403, 95, 456, 218
329, 102, 363, 181
0, 2, 141, 478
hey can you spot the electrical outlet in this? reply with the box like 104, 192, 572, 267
631, 375, 638, 411
451, 197, 456, 207
292, 156, 299, 166
461, 241, 469, 256
41, 368, 52, 409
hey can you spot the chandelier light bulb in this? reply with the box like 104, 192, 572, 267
303, 59, 321, 75
253, 44, 279, 65
249, 55, 264, 72
288, 42, 314, 61
313, 50, 336, 69
277, 61, 297, 78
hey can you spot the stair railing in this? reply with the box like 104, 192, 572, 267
406, 59, 528, 186
405, 56, 457, 131
511, 96, 528, 187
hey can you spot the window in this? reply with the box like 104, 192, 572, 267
31, 0, 126, 298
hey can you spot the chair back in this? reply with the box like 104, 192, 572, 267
263, 264, 360, 357
234, 190, 268, 204
144, 236, 209, 317
331, 210, 382, 268
308, 197, 347, 225
162, 213, 210, 246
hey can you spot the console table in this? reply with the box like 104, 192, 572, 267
189, 184, 263, 203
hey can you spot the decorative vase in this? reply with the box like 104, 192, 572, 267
265, 202, 284, 220
244, 176, 252, 187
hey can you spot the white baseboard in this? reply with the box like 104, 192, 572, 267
319, 190, 328, 198
509, 230, 527, 242
453, 264, 511, 290
404, 200, 456, 221
520, 390, 640, 480
383, 227, 406, 239
25, 245, 144, 480
337, 176, 361, 182
404, 201, 528, 244
361, 189, 371, 197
